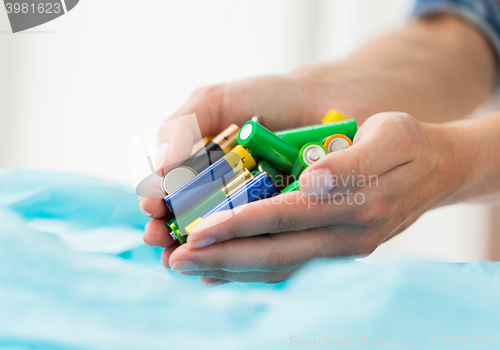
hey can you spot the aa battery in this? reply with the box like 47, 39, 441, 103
166, 221, 187, 244
291, 142, 327, 179
160, 125, 239, 196
179, 124, 240, 174
275, 119, 357, 149
258, 161, 285, 189
322, 134, 352, 153
237, 120, 299, 174
281, 180, 300, 193
202, 136, 214, 145
190, 136, 215, 157
164, 145, 256, 215
185, 172, 279, 235
251, 115, 266, 127
167, 169, 254, 243
321, 109, 347, 124
246, 147, 263, 165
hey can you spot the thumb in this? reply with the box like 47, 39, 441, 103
299, 112, 420, 196
154, 86, 227, 177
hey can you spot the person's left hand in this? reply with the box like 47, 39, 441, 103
150, 112, 460, 287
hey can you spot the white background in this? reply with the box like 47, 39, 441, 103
0, 0, 495, 261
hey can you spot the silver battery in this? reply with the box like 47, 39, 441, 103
302, 144, 326, 166
326, 138, 351, 153
161, 166, 198, 195
251, 116, 266, 128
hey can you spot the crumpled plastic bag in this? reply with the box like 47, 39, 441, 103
0, 169, 499, 350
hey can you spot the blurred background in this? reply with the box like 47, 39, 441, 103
0, 0, 498, 262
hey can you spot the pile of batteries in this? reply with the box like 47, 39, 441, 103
162, 110, 357, 244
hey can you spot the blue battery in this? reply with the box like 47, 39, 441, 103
184, 172, 279, 233
164, 146, 256, 215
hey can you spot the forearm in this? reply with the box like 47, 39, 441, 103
292, 15, 497, 124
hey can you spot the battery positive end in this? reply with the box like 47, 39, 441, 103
239, 123, 253, 140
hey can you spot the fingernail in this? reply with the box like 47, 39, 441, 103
299, 168, 336, 197
154, 143, 170, 171
171, 261, 198, 271
139, 201, 155, 218
201, 279, 229, 288
207, 280, 229, 288
177, 270, 203, 277
188, 237, 215, 249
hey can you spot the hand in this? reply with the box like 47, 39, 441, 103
159, 112, 460, 285
139, 73, 359, 227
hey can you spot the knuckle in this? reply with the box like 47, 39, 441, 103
387, 113, 421, 157
269, 211, 303, 233
207, 239, 240, 271
262, 245, 293, 271
352, 204, 387, 227
191, 85, 222, 101
209, 254, 226, 271
350, 151, 371, 177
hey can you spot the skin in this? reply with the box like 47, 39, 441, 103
140, 15, 500, 286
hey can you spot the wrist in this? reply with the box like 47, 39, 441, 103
430, 115, 500, 206
423, 123, 468, 208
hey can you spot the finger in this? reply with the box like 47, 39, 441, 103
154, 114, 208, 177
139, 197, 169, 219
154, 85, 239, 176
300, 112, 421, 196
199, 278, 231, 288
185, 191, 363, 247
161, 244, 179, 269
189, 269, 298, 284
153, 85, 228, 176
154, 76, 322, 176
144, 218, 176, 248
171, 227, 367, 273
159, 85, 227, 144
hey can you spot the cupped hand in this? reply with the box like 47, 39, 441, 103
139, 73, 354, 230
158, 112, 459, 285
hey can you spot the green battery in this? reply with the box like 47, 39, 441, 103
246, 147, 264, 165
257, 161, 285, 189
237, 121, 299, 174
167, 169, 254, 242
167, 221, 187, 244
275, 119, 357, 149
291, 142, 327, 179
281, 180, 300, 193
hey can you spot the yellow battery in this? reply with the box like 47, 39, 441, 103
321, 109, 347, 124
231, 145, 257, 171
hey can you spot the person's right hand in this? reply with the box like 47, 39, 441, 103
138, 73, 359, 242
